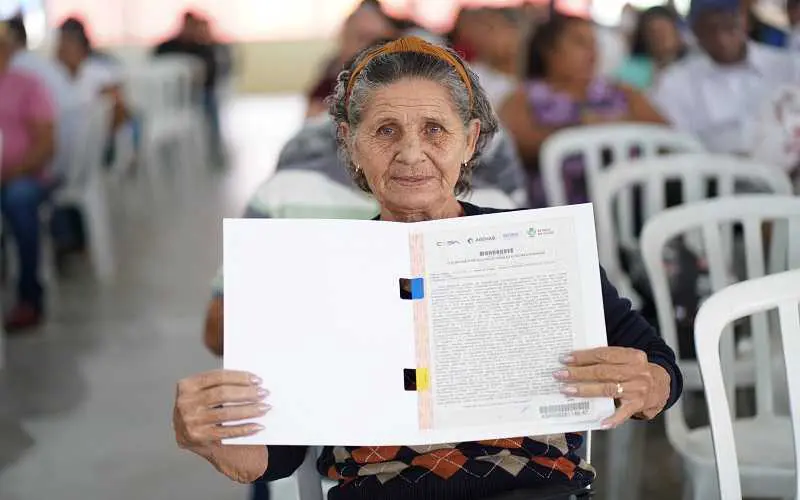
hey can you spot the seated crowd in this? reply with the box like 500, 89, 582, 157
2, 0, 799, 499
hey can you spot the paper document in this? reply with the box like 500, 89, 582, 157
224, 204, 614, 446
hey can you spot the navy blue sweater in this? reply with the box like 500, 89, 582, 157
255, 202, 682, 499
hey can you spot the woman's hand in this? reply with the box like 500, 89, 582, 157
553, 347, 671, 429
173, 369, 270, 483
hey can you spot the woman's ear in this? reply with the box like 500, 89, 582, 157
338, 122, 352, 144
464, 119, 481, 163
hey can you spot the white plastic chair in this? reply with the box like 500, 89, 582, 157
52, 97, 116, 282
695, 269, 800, 500
641, 195, 800, 499
540, 123, 705, 207
122, 58, 205, 200
593, 153, 794, 308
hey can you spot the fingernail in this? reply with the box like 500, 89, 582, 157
256, 388, 268, 398
254, 424, 265, 431
257, 404, 271, 412
560, 354, 575, 364
560, 385, 578, 395
601, 422, 614, 430
552, 370, 570, 380
250, 375, 263, 385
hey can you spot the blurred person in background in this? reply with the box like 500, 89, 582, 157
619, 3, 641, 42
468, 8, 524, 108
306, 0, 399, 118
0, 20, 55, 330
448, 7, 482, 62
7, 15, 75, 177
57, 17, 128, 131
650, 0, 800, 155
197, 17, 233, 84
154, 11, 224, 165
499, 14, 666, 208
615, 6, 688, 89
54, 17, 129, 263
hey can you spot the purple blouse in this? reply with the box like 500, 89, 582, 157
525, 79, 629, 208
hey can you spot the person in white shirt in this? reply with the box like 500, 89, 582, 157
56, 18, 128, 129
650, 0, 800, 154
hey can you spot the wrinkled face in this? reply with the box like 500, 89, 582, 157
341, 78, 480, 213
693, 10, 746, 64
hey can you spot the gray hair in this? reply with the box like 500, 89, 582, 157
329, 39, 500, 196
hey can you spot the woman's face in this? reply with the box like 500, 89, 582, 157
644, 16, 681, 60
547, 21, 597, 82
342, 78, 480, 214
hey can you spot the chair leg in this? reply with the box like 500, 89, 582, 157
83, 181, 115, 283
605, 422, 646, 500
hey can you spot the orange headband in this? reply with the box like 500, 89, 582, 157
344, 36, 474, 114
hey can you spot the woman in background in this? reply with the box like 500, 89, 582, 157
615, 6, 688, 89
499, 14, 666, 208
305, 0, 399, 118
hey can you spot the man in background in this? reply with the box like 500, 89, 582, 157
154, 11, 223, 165
0, 20, 55, 330
650, 0, 800, 154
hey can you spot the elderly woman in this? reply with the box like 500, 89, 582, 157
173, 37, 682, 500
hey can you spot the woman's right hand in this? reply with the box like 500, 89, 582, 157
173, 369, 269, 450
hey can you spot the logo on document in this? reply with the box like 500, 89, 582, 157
527, 226, 555, 237
468, 235, 495, 244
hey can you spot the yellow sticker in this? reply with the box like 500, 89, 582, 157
416, 368, 430, 391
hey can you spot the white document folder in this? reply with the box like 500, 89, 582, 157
224, 204, 615, 446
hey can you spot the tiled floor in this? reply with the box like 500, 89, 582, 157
0, 95, 685, 500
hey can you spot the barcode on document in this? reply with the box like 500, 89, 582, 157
538, 401, 591, 419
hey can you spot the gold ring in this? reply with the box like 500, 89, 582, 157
616, 383, 624, 397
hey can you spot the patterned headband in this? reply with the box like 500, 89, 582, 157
344, 36, 474, 116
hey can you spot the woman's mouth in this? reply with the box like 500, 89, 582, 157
391, 176, 435, 186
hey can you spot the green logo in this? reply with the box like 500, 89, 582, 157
527, 227, 537, 237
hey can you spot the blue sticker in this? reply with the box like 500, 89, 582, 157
410, 278, 424, 299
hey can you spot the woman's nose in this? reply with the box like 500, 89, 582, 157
395, 132, 425, 164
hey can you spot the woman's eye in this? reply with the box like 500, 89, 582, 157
426, 124, 443, 135
377, 125, 395, 136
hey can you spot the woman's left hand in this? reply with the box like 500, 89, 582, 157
553, 347, 671, 429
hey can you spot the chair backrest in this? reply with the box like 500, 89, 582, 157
540, 123, 704, 207
694, 269, 800, 500
640, 195, 800, 456
594, 154, 794, 300
65, 97, 113, 187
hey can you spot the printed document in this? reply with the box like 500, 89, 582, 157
224, 204, 615, 445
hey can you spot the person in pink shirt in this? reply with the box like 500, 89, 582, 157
0, 21, 55, 331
